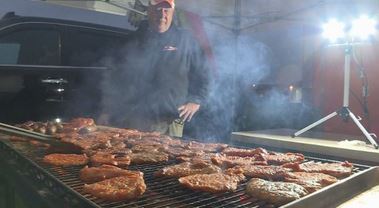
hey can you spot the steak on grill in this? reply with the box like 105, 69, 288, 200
130, 152, 169, 164
43, 153, 88, 166
164, 147, 203, 158
178, 172, 246, 193
226, 165, 292, 180
246, 178, 308, 206
283, 161, 353, 178
221, 147, 268, 157
211, 155, 267, 168
83, 146, 132, 157
283, 172, 338, 192
83, 172, 146, 202
90, 152, 131, 167
154, 160, 222, 177
131, 144, 168, 153
185, 141, 228, 152
261, 152, 305, 165
176, 152, 219, 162
79, 165, 140, 183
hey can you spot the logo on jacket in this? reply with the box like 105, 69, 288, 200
163, 45, 177, 51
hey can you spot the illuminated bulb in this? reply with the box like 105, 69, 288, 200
322, 19, 346, 42
289, 85, 294, 91
55, 118, 61, 123
350, 15, 377, 40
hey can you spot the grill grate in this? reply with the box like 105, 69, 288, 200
0, 140, 371, 208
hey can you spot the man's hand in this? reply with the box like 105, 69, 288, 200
178, 102, 200, 122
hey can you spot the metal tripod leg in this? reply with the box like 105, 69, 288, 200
347, 109, 379, 149
292, 111, 338, 137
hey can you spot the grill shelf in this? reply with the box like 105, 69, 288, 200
0, 139, 371, 208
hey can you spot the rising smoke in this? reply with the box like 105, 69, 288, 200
98, 2, 312, 142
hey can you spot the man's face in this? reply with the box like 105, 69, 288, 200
147, 2, 174, 33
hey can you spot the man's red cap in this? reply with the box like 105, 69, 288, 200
149, 0, 175, 8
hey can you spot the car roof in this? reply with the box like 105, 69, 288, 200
0, 12, 132, 35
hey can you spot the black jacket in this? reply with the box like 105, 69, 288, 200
102, 22, 209, 127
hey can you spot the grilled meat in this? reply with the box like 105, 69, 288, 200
130, 152, 169, 164
211, 155, 267, 168
90, 152, 131, 167
69, 117, 95, 127
246, 178, 308, 206
83, 146, 132, 157
131, 144, 168, 153
164, 146, 204, 159
59, 118, 95, 133
79, 165, 139, 183
176, 152, 219, 162
261, 152, 305, 165
221, 147, 268, 157
127, 139, 163, 147
283, 172, 338, 192
178, 172, 245, 193
155, 160, 222, 177
157, 136, 183, 147
83, 173, 146, 202
226, 165, 292, 180
59, 137, 110, 150
283, 161, 353, 178
16, 121, 63, 135
43, 153, 88, 166
185, 141, 228, 152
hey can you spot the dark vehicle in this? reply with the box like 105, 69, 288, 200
0, 12, 131, 124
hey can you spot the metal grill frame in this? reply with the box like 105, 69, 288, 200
0, 139, 372, 208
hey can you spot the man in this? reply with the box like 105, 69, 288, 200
100, 0, 209, 137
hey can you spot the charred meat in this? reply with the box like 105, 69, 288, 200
226, 165, 292, 180
211, 155, 267, 168
283, 161, 353, 178
246, 178, 308, 206
221, 147, 268, 157
155, 160, 222, 177
83, 172, 146, 202
90, 152, 131, 167
43, 153, 88, 166
79, 165, 140, 183
130, 152, 169, 164
261, 152, 305, 165
178, 172, 245, 193
283, 172, 338, 192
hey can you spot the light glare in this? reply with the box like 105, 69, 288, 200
322, 19, 345, 42
350, 15, 377, 40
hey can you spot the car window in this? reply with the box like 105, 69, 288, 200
62, 29, 126, 67
0, 43, 20, 64
0, 29, 60, 65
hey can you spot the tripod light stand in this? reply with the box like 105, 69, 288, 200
292, 17, 378, 149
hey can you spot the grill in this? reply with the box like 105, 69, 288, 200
0, 139, 371, 208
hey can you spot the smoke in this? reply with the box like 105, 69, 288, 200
185, 21, 276, 141
98, 4, 311, 141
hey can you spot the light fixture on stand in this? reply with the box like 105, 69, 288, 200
292, 16, 379, 149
